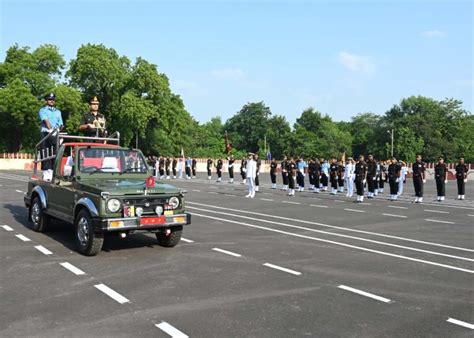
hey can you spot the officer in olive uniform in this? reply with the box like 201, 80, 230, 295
240, 157, 247, 184
165, 157, 171, 179
412, 154, 426, 203
387, 157, 401, 201
287, 158, 297, 196
207, 158, 213, 179
354, 155, 367, 203
329, 158, 338, 195
313, 158, 321, 193
455, 157, 468, 200
192, 158, 197, 178
281, 156, 289, 191
228, 156, 235, 183
270, 158, 277, 189
216, 158, 223, 182
337, 160, 345, 192
255, 154, 262, 192
435, 157, 448, 202
172, 157, 177, 178
366, 155, 377, 198
79, 96, 107, 139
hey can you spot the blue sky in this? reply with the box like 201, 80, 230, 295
1, 0, 472, 125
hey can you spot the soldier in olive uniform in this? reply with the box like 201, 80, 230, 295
240, 157, 247, 184
216, 158, 223, 182
207, 158, 213, 180
165, 157, 171, 179
329, 158, 338, 195
192, 158, 197, 178
281, 156, 289, 191
337, 160, 345, 192
287, 158, 297, 196
412, 154, 426, 203
387, 157, 401, 201
255, 154, 262, 192
172, 157, 177, 178
354, 155, 367, 203
313, 158, 321, 193
435, 157, 448, 202
270, 158, 277, 189
455, 157, 468, 200
366, 155, 377, 198
228, 156, 235, 183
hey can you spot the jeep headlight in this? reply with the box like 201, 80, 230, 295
107, 198, 121, 213
168, 197, 180, 209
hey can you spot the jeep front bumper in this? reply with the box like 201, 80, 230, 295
94, 213, 191, 232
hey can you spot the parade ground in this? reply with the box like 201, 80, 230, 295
1, 170, 473, 337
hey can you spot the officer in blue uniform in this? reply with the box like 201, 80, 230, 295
38, 93, 63, 172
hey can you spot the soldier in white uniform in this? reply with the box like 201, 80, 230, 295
245, 153, 257, 198
344, 158, 355, 197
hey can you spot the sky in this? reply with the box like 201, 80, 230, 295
1, 0, 472, 125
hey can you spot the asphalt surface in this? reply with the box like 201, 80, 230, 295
1, 170, 473, 337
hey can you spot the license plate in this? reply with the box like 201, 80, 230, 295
140, 216, 166, 226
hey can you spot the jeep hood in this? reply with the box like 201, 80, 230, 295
77, 178, 181, 195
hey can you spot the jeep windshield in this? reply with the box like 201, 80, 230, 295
78, 148, 148, 174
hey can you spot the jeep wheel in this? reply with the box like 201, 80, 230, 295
156, 226, 182, 247
75, 209, 103, 256
30, 196, 49, 232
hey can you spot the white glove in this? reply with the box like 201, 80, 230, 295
396, 178, 400, 183
303, 173, 306, 177
422, 179, 426, 184
363, 179, 366, 184
464, 178, 468, 183
373, 177, 376, 180
444, 179, 448, 184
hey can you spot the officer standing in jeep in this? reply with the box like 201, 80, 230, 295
79, 96, 107, 139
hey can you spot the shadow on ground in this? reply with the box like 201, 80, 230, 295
3, 203, 163, 254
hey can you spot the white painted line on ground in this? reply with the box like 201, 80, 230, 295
468, 214, 474, 217
338, 285, 391, 303
424, 209, 450, 214
192, 189, 201, 192
94, 284, 129, 304
310, 197, 322, 200
260, 198, 274, 202
191, 212, 474, 273
15, 234, 31, 242
382, 213, 408, 218
310, 204, 328, 208
209, 186, 218, 189
333, 200, 345, 203
60, 262, 86, 276
181, 237, 194, 243
212, 247, 242, 257
224, 194, 236, 197
190, 207, 474, 262
263, 263, 301, 276
425, 219, 455, 224
208, 191, 218, 194
34, 245, 52, 255
344, 208, 366, 213
188, 202, 474, 252
15, 190, 25, 194
446, 318, 474, 330
2, 225, 14, 231
155, 322, 189, 338
282, 201, 301, 205
387, 205, 408, 210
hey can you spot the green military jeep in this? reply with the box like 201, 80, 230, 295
24, 131, 191, 256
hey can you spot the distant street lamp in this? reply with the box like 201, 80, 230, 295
387, 129, 394, 157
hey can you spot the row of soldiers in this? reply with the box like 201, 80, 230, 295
214, 155, 469, 203
148, 156, 198, 179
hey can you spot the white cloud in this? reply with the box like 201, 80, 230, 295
337, 51, 375, 73
210, 68, 245, 80
421, 30, 447, 38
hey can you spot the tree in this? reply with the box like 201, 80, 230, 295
225, 102, 271, 153
266, 115, 291, 159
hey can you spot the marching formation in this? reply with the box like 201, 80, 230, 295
214, 154, 469, 203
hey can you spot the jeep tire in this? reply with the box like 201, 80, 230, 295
156, 226, 182, 247
30, 196, 50, 232
75, 209, 104, 256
